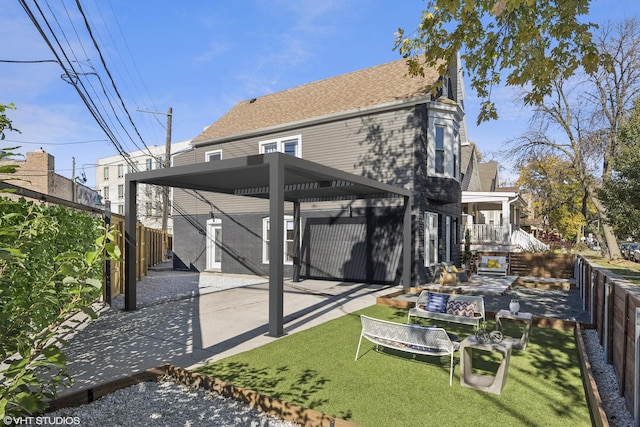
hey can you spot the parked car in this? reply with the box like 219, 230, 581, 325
623, 243, 639, 260
634, 248, 640, 263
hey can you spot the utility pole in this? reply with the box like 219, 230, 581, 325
137, 107, 172, 234
161, 107, 172, 233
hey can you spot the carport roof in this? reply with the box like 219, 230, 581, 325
127, 152, 411, 202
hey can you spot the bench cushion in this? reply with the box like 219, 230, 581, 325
487, 259, 500, 268
445, 300, 476, 317
425, 292, 450, 313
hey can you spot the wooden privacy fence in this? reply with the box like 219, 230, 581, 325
0, 181, 169, 301
105, 213, 170, 300
575, 256, 640, 421
470, 251, 575, 278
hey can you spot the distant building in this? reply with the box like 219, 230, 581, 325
95, 141, 191, 233
0, 148, 101, 207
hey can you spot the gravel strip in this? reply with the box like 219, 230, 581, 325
583, 329, 634, 427
48, 378, 300, 427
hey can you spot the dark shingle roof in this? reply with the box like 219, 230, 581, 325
193, 59, 440, 143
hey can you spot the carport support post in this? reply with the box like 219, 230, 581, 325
402, 196, 411, 290
124, 177, 137, 311
292, 201, 301, 282
268, 155, 285, 337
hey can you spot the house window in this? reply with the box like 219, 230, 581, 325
117, 184, 124, 199
103, 186, 110, 200
145, 184, 152, 196
262, 216, 295, 265
145, 202, 152, 216
103, 166, 109, 180
117, 204, 124, 214
435, 126, 445, 174
453, 129, 460, 180
117, 164, 124, 178
445, 216, 451, 263
259, 135, 301, 158
146, 158, 153, 170
156, 157, 163, 169
205, 150, 222, 161
425, 212, 439, 267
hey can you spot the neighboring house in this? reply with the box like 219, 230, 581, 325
172, 59, 468, 284
460, 143, 547, 252
96, 140, 191, 232
0, 149, 101, 207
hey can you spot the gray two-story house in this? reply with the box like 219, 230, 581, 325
170, 58, 467, 285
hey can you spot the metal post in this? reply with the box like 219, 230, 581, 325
124, 177, 137, 311
104, 200, 112, 305
292, 201, 301, 282
634, 307, 640, 426
402, 196, 412, 290
604, 279, 610, 359
268, 154, 284, 337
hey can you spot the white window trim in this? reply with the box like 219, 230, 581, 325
262, 215, 296, 265
205, 149, 223, 161
259, 135, 302, 158
425, 212, 439, 267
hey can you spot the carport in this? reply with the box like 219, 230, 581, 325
125, 152, 412, 337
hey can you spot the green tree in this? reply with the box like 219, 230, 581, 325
599, 97, 640, 240
394, 0, 601, 124
517, 155, 588, 242
508, 19, 640, 258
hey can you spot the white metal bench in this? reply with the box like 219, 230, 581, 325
407, 291, 485, 329
476, 255, 508, 276
355, 315, 460, 385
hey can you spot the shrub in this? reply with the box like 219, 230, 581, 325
0, 197, 121, 417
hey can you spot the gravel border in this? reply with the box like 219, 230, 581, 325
583, 329, 634, 427
48, 378, 300, 427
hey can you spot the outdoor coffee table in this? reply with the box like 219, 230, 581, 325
495, 309, 533, 351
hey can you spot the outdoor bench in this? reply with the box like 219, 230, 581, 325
355, 315, 460, 385
476, 255, 508, 276
407, 290, 485, 329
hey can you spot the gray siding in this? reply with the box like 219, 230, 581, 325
172, 106, 419, 215
173, 207, 404, 283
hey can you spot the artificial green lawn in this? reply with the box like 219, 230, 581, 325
195, 304, 591, 427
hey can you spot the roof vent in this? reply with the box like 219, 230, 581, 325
249, 98, 257, 103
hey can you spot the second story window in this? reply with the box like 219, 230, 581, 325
205, 150, 222, 161
146, 158, 153, 170
118, 164, 124, 178
259, 135, 301, 158
118, 184, 124, 199
435, 126, 445, 174
103, 166, 109, 180
103, 186, 110, 200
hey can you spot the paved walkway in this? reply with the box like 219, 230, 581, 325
58, 266, 394, 397
57, 264, 590, 397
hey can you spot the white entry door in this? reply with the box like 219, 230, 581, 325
206, 218, 222, 270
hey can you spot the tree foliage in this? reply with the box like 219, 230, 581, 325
517, 155, 589, 242
507, 19, 640, 258
599, 97, 640, 240
394, 0, 602, 124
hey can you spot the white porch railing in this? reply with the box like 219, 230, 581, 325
467, 224, 508, 244
465, 224, 549, 252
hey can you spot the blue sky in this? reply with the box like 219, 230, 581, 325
2, 1, 638, 188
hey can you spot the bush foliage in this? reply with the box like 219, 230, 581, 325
0, 196, 120, 417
